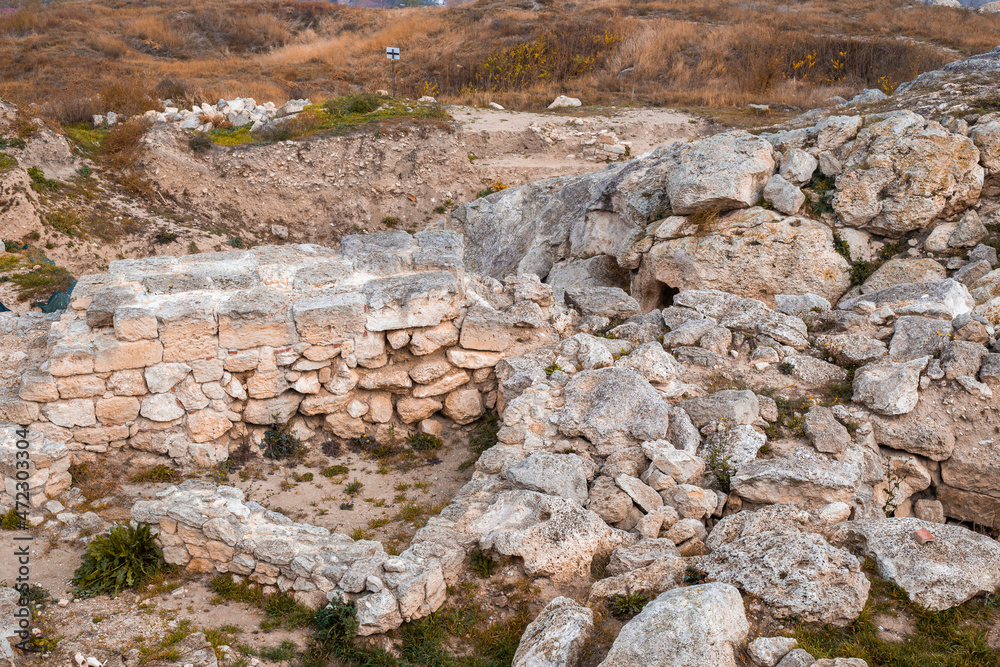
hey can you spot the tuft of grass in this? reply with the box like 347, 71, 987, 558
470, 550, 496, 578
1, 506, 24, 531
208, 575, 314, 630
407, 432, 443, 452
10, 264, 74, 302
260, 640, 298, 662
0, 152, 17, 174
381, 216, 401, 228
322, 465, 349, 478
129, 465, 180, 484
344, 479, 364, 497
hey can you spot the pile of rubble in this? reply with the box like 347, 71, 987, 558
93, 97, 311, 133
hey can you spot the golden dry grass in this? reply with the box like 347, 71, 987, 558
0, 0, 998, 118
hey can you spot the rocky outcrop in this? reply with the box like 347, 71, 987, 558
512, 597, 594, 667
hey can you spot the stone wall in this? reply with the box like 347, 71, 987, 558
6, 231, 580, 472
132, 480, 461, 635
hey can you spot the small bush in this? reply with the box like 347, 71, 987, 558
260, 421, 304, 460
381, 216, 401, 228
706, 437, 734, 493
407, 432, 443, 452
313, 597, 359, 647
321, 439, 342, 457
608, 588, 648, 620
11, 264, 74, 302
154, 230, 178, 245
339, 502, 354, 511
470, 550, 496, 578
345, 479, 364, 497
72, 523, 164, 598
227, 236, 245, 248
778, 361, 795, 375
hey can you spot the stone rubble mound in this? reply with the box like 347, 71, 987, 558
93, 97, 312, 134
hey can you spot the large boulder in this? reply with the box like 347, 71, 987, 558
701, 532, 869, 625
852, 357, 928, 416
472, 491, 635, 581
512, 596, 594, 667
505, 452, 597, 505
673, 290, 809, 348
830, 518, 1000, 611
838, 279, 975, 320
557, 368, 670, 453
640, 209, 851, 305
833, 111, 983, 237
597, 583, 749, 667
732, 457, 863, 509
666, 131, 777, 214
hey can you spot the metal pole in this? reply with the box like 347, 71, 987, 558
392, 60, 396, 99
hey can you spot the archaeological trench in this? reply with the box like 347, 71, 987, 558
5, 48, 1000, 667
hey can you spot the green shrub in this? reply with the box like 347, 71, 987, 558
706, 437, 734, 493
228, 236, 245, 248
778, 361, 795, 375
72, 523, 164, 598
313, 597, 359, 647
154, 230, 178, 245
261, 421, 304, 460
381, 216, 401, 228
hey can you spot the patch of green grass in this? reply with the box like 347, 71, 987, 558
208, 575, 314, 630
705, 436, 734, 493
63, 124, 109, 158
544, 362, 564, 376
803, 174, 836, 217
470, 550, 496, 578
382, 216, 401, 228
0, 136, 26, 150
322, 465, 349, 478
345, 478, 364, 497
0, 253, 21, 272
129, 465, 180, 484
154, 230, 178, 245
259, 640, 298, 661
407, 432, 443, 452
27, 166, 60, 192
228, 236, 246, 248
796, 560, 1000, 666
10, 264, 74, 302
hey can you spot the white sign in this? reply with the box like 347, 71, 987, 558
386, 47, 400, 61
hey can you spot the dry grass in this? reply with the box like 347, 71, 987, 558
0, 0, 998, 117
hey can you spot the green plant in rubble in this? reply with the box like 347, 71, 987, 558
72, 523, 164, 598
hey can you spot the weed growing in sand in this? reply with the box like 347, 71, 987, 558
72, 523, 164, 598
470, 550, 497, 578
1, 506, 24, 531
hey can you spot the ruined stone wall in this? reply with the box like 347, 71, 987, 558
0, 231, 581, 507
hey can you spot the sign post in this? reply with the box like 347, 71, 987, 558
386, 47, 400, 98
